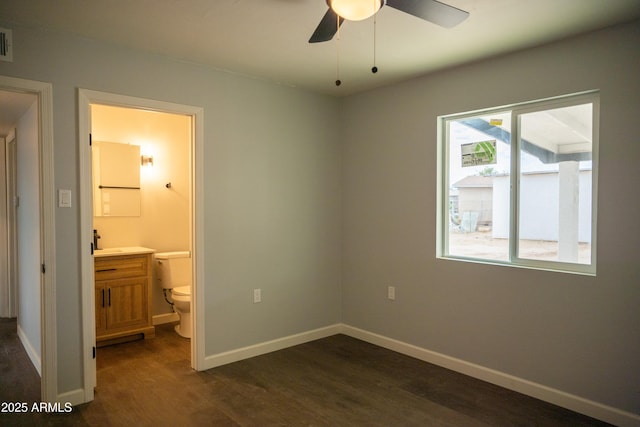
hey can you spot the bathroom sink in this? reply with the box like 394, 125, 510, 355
94, 247, 155, 257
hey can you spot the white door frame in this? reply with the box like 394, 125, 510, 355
4, 130, 17, 319
77, 89, 205, 402
0, 75, 57, 403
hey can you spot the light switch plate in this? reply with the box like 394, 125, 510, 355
58, 189, 72, 208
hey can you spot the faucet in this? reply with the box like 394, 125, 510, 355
93, 229, 101, 251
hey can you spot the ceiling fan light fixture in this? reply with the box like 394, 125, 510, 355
330, 0, 382, 21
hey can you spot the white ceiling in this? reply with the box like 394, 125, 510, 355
1, 0, 640, 97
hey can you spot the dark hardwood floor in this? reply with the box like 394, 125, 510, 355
0, 318, 42, 403
1, 319, 612, 426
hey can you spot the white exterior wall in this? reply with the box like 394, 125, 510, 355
493, 171, 592, 242
458, 187, 493, 225
492, 176, 510, 238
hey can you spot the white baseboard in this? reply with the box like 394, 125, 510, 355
341, 325, 640, 427
153, 312, 179, 325
202, 324, 342, 370
17, 324, 41, 377
57, 388, 87, 407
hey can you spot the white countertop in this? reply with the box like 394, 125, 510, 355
94, 246, 155, 258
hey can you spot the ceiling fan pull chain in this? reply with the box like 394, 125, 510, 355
336, 12, 342, 86
372, 3, 378, 74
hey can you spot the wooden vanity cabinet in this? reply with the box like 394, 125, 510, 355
95, 253, 155, 345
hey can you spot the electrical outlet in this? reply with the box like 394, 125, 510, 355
388, 286, 396, 301
253, 288, 261, 303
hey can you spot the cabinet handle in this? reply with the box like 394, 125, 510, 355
97, 268, 117, 272
101, 289, 105, 307
108, 288, 111, 306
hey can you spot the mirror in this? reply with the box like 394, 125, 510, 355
92, 141, 141, 217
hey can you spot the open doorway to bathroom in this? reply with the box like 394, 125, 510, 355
78, 89, 204, 403
91, 104, 193, 332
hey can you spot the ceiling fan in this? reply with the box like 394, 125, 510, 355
309, 0, 469, 43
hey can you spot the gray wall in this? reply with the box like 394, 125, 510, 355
342, 21, 640, 414
0, 23, 342, 394
16, 100, 41, 370
0, 135, 7, 317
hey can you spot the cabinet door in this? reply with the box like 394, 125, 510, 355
105, 277, 148, 331
95, 284, 107, 336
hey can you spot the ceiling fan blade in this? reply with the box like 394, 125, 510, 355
386, 0, 469, 28
309, 8, 345, 43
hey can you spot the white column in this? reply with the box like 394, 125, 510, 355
558, 161, 579, 262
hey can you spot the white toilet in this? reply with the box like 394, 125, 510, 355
154, 251, 192, 338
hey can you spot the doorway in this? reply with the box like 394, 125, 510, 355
0, 90, 34, 320
78, 89, 204, 402
0, 76, 57, 403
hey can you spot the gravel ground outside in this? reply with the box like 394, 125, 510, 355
449, 230, 592, 264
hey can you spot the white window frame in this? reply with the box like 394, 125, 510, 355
437, 91, 599, 275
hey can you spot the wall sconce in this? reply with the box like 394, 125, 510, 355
141, 154, 154, 167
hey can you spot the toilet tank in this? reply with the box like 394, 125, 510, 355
154, 251, 191, 289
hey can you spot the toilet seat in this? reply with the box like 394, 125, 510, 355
172, 285, 191, 297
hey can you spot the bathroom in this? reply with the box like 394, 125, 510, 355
91, 104, 193, 344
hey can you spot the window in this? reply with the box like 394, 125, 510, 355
438, 92, 598, 275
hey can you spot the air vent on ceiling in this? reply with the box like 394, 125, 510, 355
0, 28, 13, 62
